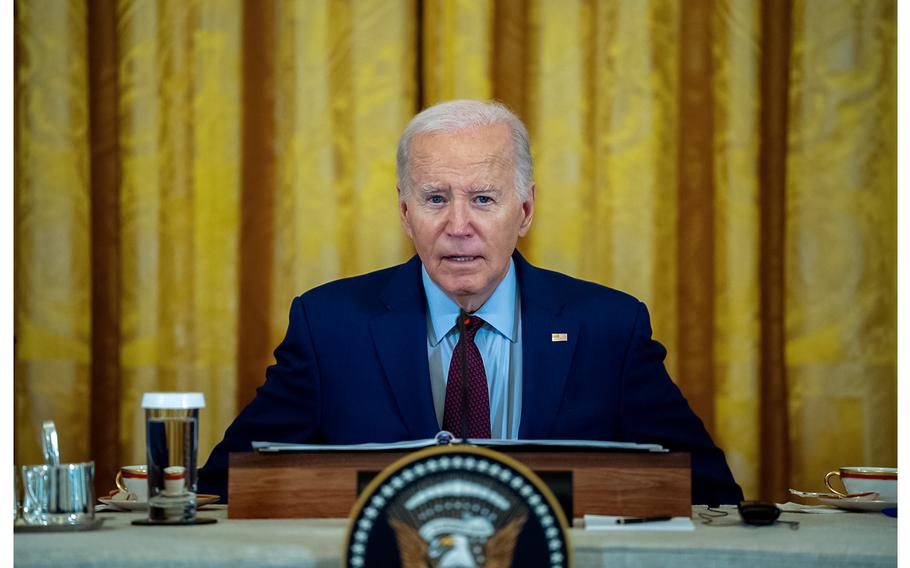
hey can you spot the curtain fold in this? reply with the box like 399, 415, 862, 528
100, 0, 244, 485
88, 0, 123, 489
422, 0, 493, 103
14, 0, 895, 502
238, 0, 277, 412
15, 0, 93, 466
677, 0, 716, 432
712, 0, 762, 499
758, 0, 792, 502
784, 0, 897, 496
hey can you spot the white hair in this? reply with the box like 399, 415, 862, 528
396, 99, 533, 200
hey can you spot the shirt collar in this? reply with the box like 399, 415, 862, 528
422, 258, 518, 346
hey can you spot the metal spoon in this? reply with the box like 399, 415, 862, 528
41, 420, 60, 465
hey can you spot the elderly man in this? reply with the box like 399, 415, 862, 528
199, 100, 743, 505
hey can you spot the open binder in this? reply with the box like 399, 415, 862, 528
252, 436, 666, 453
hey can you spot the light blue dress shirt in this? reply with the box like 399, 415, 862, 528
422, 259, 523, 439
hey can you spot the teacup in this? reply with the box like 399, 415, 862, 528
115, 464, 148, 501
825, 466, 897, 501
162, 466, 187, 496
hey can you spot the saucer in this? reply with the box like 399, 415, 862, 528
98, 493, 220, 512
817, 495, 897, 512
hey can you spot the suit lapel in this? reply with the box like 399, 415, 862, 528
515, 253, 578, 439
370, 257, 439, 439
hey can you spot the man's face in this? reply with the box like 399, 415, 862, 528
399, 123, 534, 312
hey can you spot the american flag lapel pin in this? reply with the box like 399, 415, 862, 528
551, 333, 568, 342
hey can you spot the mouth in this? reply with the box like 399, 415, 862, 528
442, 255, 482, 263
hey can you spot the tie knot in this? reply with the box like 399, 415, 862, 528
461, 315, 485, 339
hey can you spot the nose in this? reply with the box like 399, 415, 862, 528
445, 200, 473, 237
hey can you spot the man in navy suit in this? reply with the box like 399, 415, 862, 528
199, 100, 743, 505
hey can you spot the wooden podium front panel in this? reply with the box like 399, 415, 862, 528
508, 452, 691, 518
228, 450, 690, 519
229, 452, 411, 519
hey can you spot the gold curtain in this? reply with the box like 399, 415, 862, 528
15, 0, 895, 502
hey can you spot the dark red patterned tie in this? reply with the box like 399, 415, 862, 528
442, 315, 491, 439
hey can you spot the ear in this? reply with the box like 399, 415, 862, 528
398, 185, 414, 239
517, 183, 535, 237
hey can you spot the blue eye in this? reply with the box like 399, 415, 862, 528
476, 195, 492, 204
429, 195, 445, 204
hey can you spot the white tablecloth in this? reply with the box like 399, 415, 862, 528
14, 505, 897, 568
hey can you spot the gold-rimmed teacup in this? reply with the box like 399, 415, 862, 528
824, 467, 896, 501
115, 464, 148, 501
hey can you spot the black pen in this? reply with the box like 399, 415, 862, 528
615, 516, 673, 525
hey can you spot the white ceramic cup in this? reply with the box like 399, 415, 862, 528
115, 464, 148, 502
162, 466, 187, 496
825, 467, 897, 501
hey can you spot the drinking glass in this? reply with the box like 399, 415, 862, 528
141, 392, 205, 524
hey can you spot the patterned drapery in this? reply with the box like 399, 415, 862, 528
15, 0, 895, 501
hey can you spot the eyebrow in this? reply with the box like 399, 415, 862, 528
467, 184, 499, 193
417, 183, 448, 195
416, 184, 500, 194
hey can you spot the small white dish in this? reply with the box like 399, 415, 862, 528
98, 497, 147, 511
817, 495, 897, 512
98, 493, 219, 512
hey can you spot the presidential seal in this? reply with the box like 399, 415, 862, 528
343, 445, 571, 567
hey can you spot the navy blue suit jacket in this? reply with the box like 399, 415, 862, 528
199, 252, 743, 505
